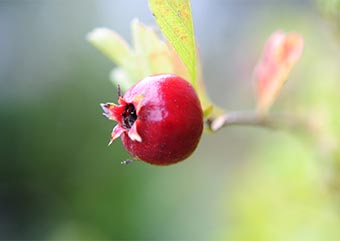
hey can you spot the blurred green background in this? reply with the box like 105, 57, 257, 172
1, 0, 340, 240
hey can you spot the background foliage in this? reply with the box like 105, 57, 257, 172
1, 0, 340, 240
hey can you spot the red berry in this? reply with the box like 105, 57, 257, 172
101, 74, 204, 165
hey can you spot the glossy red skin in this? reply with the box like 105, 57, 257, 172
121, 74, 203, 165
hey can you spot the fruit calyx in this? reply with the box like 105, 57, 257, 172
101, 95, 143, 145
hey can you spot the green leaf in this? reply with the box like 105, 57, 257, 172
149, 0, 197, 88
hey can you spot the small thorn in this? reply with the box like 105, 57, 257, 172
121, 159, 134, 165
117, 84, 122, 97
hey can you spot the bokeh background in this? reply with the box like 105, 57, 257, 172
1, 0, 340, 240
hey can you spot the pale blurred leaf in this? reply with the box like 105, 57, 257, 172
131, 19, 174, 79
87, 28, 134, 68
255, 31, 304, 114
88, 20, 176, 91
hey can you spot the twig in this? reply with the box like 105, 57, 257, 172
207, 111, 310, 133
